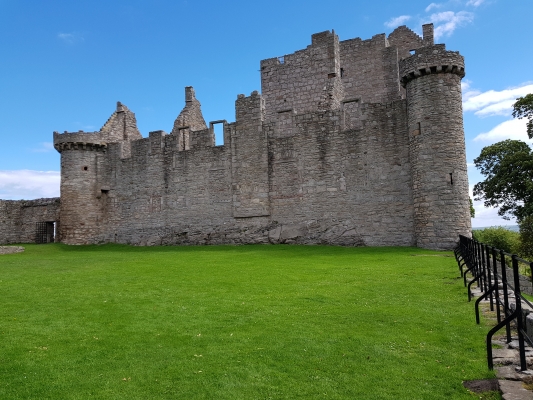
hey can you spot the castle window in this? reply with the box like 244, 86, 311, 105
214, 123, 224, 146
210, 120, 226, 146
278, 56, 285, 64
449, 173, 454, 185
340, 68, 344, 78
83, 166, 88, 171
409, 49, 416, 55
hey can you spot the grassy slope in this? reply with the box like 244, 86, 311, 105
0, 244, 494, 399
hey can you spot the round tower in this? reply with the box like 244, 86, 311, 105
54, 132, 107, 244
399, 44, 471, 250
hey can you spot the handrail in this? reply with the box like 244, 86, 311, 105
455, 235, 533, 370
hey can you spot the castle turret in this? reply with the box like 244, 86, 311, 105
399, 34, 471, 249
54, 102, 141, 244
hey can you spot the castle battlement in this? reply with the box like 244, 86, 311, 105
53, 131, 108, 151
399, 44, 465, 87
0, 23, 472, 249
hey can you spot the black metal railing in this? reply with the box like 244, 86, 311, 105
455, 234, 533, 370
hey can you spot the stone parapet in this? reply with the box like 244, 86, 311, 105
399, 44, 465, 87
53, 130, 107, 148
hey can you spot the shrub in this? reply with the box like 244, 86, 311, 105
472, 226, 521, 254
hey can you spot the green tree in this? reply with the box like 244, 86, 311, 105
512, 93, 533, 139
473, 94, 533, 223
469, 197, 475, 218
473, 139, 533, 222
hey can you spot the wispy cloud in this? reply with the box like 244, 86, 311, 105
0, 170, 60, 200
473, 118, 532, 144
427, 11, 474, 40
463, 83, 533, 116
384, 15, 411, 29
31, 142, 55, 153
57, 32, 84, 45
466, 0, 485, 7
461, 80, 481, 102
425, 3, 442, 12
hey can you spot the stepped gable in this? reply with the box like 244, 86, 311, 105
170, 86, 207, 132
170, 86, 208, 151
100, 102, 142, 142
387, 25, 428, 59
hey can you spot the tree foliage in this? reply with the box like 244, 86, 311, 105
469, 197, 475, 218
512, 93, 533, 139
473, 139, 533, 222
472, 226, 520, 254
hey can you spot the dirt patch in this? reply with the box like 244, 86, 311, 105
463, 379, 500, 393
0, 246, 25, 255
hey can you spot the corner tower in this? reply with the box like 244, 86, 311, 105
54, 103, 141, 244
400, 40, 471, 249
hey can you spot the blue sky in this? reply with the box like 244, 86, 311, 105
0, 0, 531, 227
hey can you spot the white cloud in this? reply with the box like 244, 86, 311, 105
469, 184, 517, 228
428, 11, 474, 40
463, 83, 533, 116
461, 79, 481, 102
425, 3, 442, 12
466, 0, 485, 7
57, 32, 84, 44
385, 15, 411, 29
31, 142, 55, 153
473, 118, 532, 144
471, 200, 517, 228
0, 170, 60, 200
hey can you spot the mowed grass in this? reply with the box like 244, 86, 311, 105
0, 244, 495, 399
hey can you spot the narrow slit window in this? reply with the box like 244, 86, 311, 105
449, 173, 453, 185
340, 68, 344, 78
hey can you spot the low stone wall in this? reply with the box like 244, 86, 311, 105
0, 198, 60, 244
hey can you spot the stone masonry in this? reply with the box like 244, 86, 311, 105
0, 24, 472, 249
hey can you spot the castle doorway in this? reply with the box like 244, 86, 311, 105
35, 221, 56, 244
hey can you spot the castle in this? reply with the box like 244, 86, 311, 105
0, 23, 471, 250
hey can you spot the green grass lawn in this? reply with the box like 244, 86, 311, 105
0, 244, 496, 399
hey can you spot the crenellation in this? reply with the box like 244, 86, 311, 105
1, 23, 470, 249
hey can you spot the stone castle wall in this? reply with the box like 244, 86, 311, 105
61, 93, 414, 247
1, 23, 472, 249
0, 198, 60, 244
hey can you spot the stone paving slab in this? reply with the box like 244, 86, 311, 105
499, 380, 533, 400
497, 366, 523, 381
